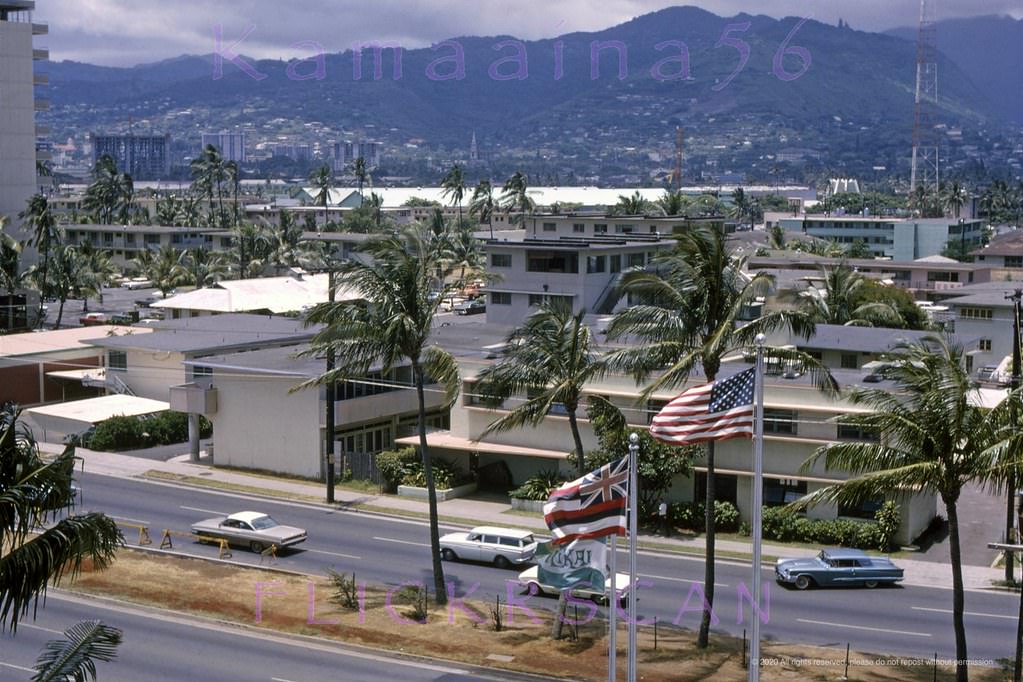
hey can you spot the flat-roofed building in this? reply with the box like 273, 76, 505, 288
91, 133, 171, 180
780, 215, 984, 260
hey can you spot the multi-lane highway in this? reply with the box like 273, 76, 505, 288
5, 471, 1013, 678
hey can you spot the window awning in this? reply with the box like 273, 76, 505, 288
394, 431, 569, 460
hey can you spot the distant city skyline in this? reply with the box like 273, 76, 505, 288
37, 1, 1023, 67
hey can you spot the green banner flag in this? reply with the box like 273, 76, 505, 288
535, 539, 608, 592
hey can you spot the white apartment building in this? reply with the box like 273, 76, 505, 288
201, 131, 247, 164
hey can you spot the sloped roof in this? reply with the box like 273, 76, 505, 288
0, 326, 151, 357
153, 274, 357, 314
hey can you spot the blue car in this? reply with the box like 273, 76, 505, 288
775, 548, 904, 590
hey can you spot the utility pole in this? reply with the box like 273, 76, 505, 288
324, 269, 336, 504
1006, 289, 1022, 582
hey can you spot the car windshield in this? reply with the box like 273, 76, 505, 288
249, 515, 279, 530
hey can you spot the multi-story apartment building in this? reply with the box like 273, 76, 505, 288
0, 1, 47, 239
780, 215, 984, 261
61, 224, 223, 266
200, 131, 246, 163
92, 133, 172, 180
331, 140, 381, 170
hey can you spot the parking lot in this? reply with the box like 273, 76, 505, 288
42, 284, 169, 329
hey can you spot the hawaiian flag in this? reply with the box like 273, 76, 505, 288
650, 368, 756, 446
543, 457, 628, 545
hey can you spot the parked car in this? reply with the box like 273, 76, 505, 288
190, 511, 307, 553
517, 565, 631, 606
775, 548, 904, 590
122, 278, 152, 290
454, 298, 486, 315
79, 313, 109, 326
439, 526, 537, 567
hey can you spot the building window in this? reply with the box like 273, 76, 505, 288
764, 478, 807, 507
125, 233, 136, 245
144, 234, 160, 246
527, 251, 579, 274
528, 294, 571, 307
108, 351, 127, 372
586, 255, 606, 273
839, 497, 884, 520
837, 421, 880, 442
490, 292, 511, 305
695, 473, 738, 506
191, 365, 213, 377
926, 271, 958, 282
542, 222, 557, 232
593, 223, 608, 234
979, 339, 992, 352
1005, 256, 1023, 269
490, 253, 511, 268
959, 307, 993, 320
763, 409, 796, 435
627, 253, 646, 268
614, 224, 635, 234
646, 399, 668, 425
840, 353, 858, 370
573, 223, 585, 233
610, 255, 621, 273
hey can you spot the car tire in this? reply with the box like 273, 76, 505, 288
493, 555, 511, 569
863, 580, 879, 589
441, 548, 456, 561
527, 581, 544, 597
794, 575, 813, 590
249, 540, 264, 553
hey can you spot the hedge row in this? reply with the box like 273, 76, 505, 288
85, 411, 212, 451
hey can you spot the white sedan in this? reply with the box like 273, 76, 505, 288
517, 565, 632, 606
190, 511, 307, 553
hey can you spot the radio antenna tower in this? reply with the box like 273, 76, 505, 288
673, 127, 684, 192
910, 0, 939, 195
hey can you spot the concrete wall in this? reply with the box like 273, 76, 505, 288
0, 20, 37, 242
114, 349, 187, 401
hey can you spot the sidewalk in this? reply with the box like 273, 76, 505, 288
63, 444, 1005, 592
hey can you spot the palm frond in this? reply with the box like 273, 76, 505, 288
32, 619, 123, 682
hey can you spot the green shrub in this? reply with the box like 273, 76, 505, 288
669, 501, 703, 531
88, 415, 145, 451
509, 469, 565, 500
376, 447, 418, 493
401, 458, 470, 490
714, 500, 741, 532
853, 522, 882, 550
761, 506, 799, 542
142, 411, 190, 445
874, 501, 901, 552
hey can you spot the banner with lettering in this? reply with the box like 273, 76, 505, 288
534, 538, 608, 592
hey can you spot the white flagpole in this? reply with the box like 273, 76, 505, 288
749, 334, 766, 682
627, 433, 639, 682
609, 534, 617, 682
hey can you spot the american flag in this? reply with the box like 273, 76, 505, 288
649, 368, 756, 445
543, 457, 628, 545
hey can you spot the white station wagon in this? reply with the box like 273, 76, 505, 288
439, 526, 538, 568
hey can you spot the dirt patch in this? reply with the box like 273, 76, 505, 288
68, 549, 1005, 681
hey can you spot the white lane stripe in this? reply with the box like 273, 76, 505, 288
20, 623, 63, 634
111, 516, 151, 526
0, 662, 35, 672
271, 678, 299, 682
797, 618, 931, 638
372, 536, 430, 548
304, 549, 362, 560
912, 606, 1016, 620
180, 506, 228, 515
638, 573, 729, 588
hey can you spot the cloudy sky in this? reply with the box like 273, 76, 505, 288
36, 0, 1022, 67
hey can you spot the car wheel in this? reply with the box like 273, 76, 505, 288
526, 581, 544, 597
863, 580, 879, 589
441, 548, 456, 561
794, 575, 813, 590
493, 555, 511, 569
249, 540, 264, 553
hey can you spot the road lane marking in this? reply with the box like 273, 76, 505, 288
796, 618, 931, 638
0, 662, 34, 672
638, 573, 729, 588
912, 606, 1016, 620
180, 506, 227, 515
304, 549, 362, 560
271, 678, 299, 682
372, 536, 430, 548
20, 623, 63, 634
111, 515, 151, 526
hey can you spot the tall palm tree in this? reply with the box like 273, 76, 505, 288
441, 164, 467, 226
37, 243, 86, 330
605, 225, 827, 649
225, 160, 241, 227
365, 192, 386, 232
32, 619, 122, 681
351, 156, 369, 208
941, 180, 968, 220
229, 222, 269, 279
19, 194, 58, 314
470, 180, 496, 238
303, 225, 461, 606
180, 247, 228, 288
656, 190, 689, 217
614, 190, 650, 216
0, 230, 28, 332
136, 244, 186, 297
191, 145, 226, 226
797, 262, 904, 327
476, 302, 604, 476
0, 404, 122, 632
501, 171, 534, 228
793, 337, 1015, 682
309, 164, 334, 230
75, 241, 116, 311
155, 194, 182, 226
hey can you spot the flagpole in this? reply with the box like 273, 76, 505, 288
749, 334, 766, 682
627, 433, 639, 682
609, 534, 617, 682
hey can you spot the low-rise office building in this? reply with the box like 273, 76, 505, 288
780, 215, 984, 261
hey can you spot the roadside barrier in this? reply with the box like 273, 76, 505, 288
260, 544, 278, 564
160, 528, 232, 559
114, 521, 152, 546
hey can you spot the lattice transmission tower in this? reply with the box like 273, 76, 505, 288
910, 0, 940, 194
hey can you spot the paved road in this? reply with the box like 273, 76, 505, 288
0, 592, 536, 682
74, 472, 1017, 668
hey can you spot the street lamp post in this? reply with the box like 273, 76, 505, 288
1005, 289, 1022, 583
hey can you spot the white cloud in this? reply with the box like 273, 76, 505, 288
35, 0, 1022, 66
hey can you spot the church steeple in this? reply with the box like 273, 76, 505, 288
469, 131, 479, 163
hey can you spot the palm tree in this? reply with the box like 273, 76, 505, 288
20, 194, 58, 314
136, 244, 186, 297
941, 180, 968, 220
441, 164, 467, 226
303, 225, 461, 606
0, 230, 27, 332
0, 404, 122, 633
191, 145, 226, 226
656, 190, 689, 217
365, 192, 385, 231
225, 160, 241, 227
351, 156, 369, 208
37, 244, 86, 329
229, 222, 269, 279
797, 262, 903, 327
729, 187, 751, 229
309, 164, 334, 230
793, 337, 1015, 682
501, 171, 534, 228
75, 241, 117, 311
476, 302, 604, 476
32, 619, 123, 682
614, 190, 650, 216
155, 194, 182, 226
605, 225, 828, 649
470, 180, 496, 238
180, 247, 228, 288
